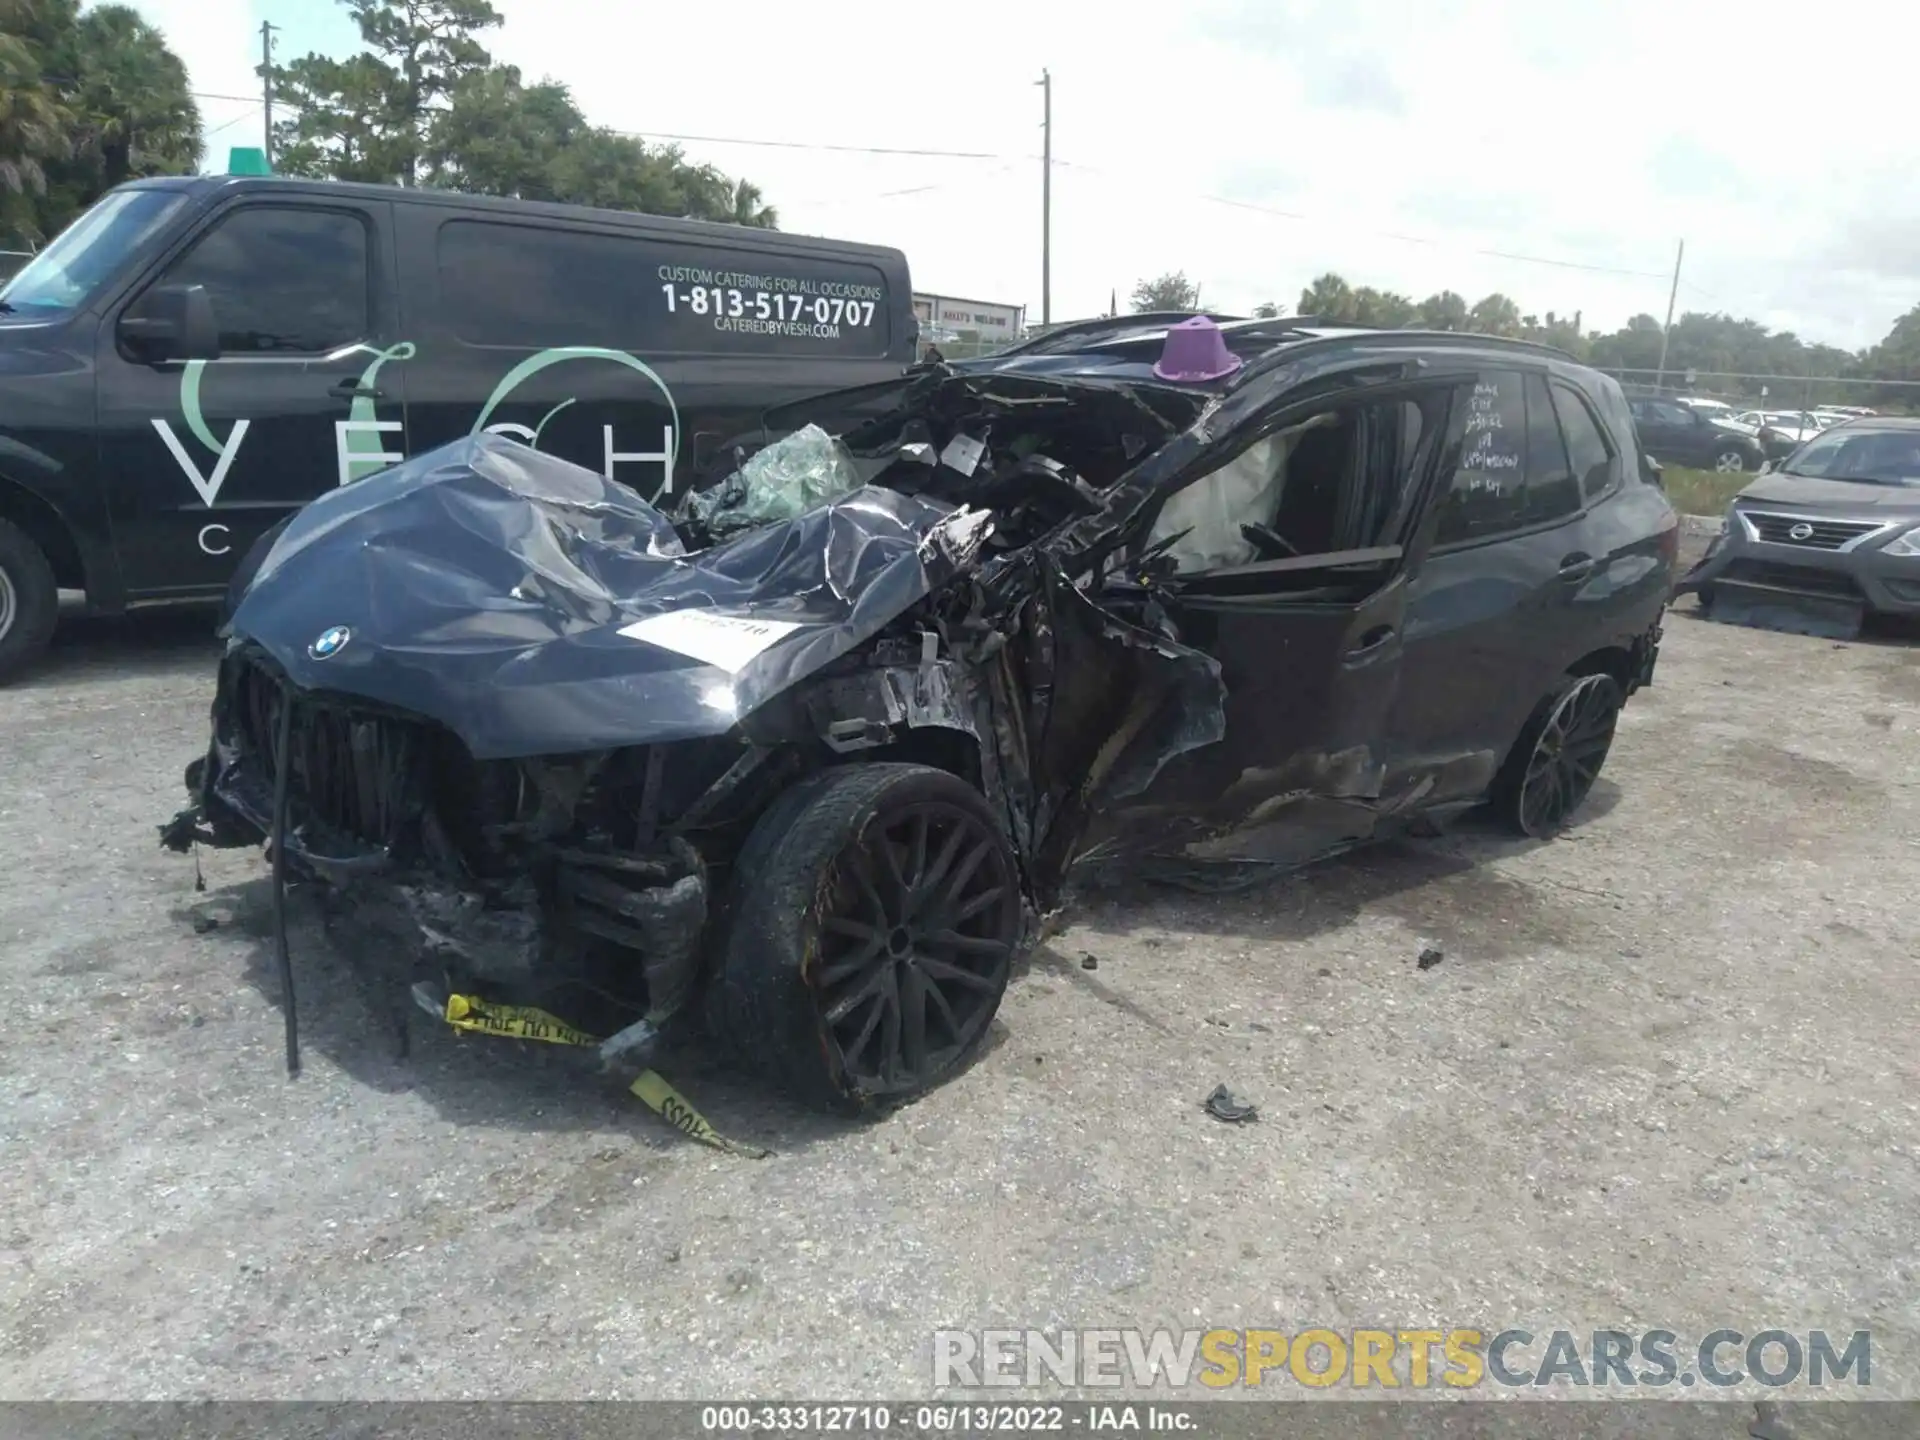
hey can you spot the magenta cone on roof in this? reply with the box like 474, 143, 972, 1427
1152, 315, 1244, 383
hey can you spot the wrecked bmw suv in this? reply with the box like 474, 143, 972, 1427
162, 317, 1677, 1111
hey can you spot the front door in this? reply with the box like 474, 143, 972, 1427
1060, 384, 1456, 875
97, 197, 404, 598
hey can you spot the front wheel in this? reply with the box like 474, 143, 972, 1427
1713, 449, 1750, 473
1490, 673, 1623, 838
0, 518, 59, 684
706, 763, 1023, 1113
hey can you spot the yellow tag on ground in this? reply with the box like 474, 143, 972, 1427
630, 1069, 770, 1159
444, 993, 599, 1048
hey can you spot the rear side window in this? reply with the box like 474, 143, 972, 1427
438, 219, 893, 357
1435, 371, 1527, 543
1435, 370, 1590, 545
1520, 373, 1579, 524
146, 206, 369, 353
1553, 383, 1616, 501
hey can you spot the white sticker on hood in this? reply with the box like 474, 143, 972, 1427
617, 610, 806, 673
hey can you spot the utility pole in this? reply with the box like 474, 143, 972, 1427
260, 21, 278, 166
1653, 238, 1684, 395
1037, 68, 1051, 327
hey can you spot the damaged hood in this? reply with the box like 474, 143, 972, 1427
227, 435, 992, 759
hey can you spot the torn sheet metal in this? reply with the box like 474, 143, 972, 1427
226, 434, 988, 759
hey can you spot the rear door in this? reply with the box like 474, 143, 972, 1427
96, 195, 404, 597
1385, 368, 1608, 801
392, 208, 910, 502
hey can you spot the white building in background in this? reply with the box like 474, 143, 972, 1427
913, 293, 1026, 355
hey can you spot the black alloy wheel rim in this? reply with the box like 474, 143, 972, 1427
1518, 675, 1620, 835
811, 801, 1019, 1093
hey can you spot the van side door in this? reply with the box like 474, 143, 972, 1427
95, 195, 405, 598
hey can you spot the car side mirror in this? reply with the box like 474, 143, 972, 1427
120, 283, 221, 362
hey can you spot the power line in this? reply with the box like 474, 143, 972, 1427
1049, 158, 1672, 281
606, 127, 1015, 160
168, 94, 1693, 285
203, 105, 261, 138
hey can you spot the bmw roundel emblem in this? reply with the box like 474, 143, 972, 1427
308, 625, 352, 660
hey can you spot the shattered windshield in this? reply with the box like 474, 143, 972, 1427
0, 188, 186, 318
1781, 429, 1920, 486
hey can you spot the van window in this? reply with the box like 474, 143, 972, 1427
0, 188, 186, 317
437, 218, 893, 358
141, 206, 369, 354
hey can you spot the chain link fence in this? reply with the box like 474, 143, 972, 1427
1605, 366, 1920, 415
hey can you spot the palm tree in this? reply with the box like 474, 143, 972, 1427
68, 5, 202, 186
0, 32, 69, 198
725, 177, 777, 229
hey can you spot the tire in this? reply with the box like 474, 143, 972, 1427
1713, 449, 1749, 473
705, 763, 1023, 1114
0, 518, 59, 684
1695, 584, 1716, 615
1489, 672, 1624, 838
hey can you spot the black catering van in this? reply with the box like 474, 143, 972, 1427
0, 173, 917, 679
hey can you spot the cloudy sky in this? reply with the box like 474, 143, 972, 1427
137, 0, 1916, 350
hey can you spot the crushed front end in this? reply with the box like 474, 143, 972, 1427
164, 642, 725, 1044
159, 401, 1230, 1105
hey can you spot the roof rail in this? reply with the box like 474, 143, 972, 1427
1004, 309, 1248, 356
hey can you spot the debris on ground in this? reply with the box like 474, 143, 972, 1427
1079, 952, 1099, 970
1417, 946, 1445, 971
1203, 1084, 1258, 1123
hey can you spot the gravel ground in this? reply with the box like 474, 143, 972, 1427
2, 581, 1917, 1408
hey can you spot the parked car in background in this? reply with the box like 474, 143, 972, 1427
1675, 417, 1920, 638
1755, 411, 1833, 461
1627, 395, 1766, 472
1677, 396, 1737, 421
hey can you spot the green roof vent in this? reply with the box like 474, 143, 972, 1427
227, 146, 272, 176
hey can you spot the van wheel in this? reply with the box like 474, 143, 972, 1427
1490, 673, 1623, 838
0, 519, 59, 683
706, 763, 1022, 1114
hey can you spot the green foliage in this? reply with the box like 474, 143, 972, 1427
1269, 270, 1920, 410
1659, 466, 1751, 518
1416, 290, 1468, 330
1131, 270, 1199, 311
0, 0, 200, 243
269, 0, 500, 186
268, 0, 777, 226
